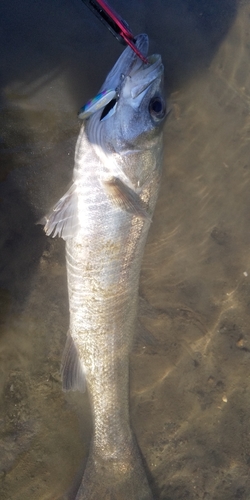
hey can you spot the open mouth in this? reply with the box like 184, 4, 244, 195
99, 52, 163, 121
129, 54, 163, 98
78, 35, 163, 121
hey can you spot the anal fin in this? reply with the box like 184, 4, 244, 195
102, 176, 150, 220
61, 332, 86, 392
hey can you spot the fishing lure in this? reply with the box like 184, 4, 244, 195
78, 88, 117, 119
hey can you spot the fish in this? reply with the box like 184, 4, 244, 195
43, 33, 166, 500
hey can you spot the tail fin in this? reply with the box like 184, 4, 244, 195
75, 441, 153, 500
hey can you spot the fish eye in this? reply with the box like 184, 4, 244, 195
149, 96, 166, 121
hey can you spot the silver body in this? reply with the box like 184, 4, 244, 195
44, 34, 166, 500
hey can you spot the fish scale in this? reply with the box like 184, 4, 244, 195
43, 33, 166, 499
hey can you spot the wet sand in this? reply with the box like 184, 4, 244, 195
1, 0, 250, 499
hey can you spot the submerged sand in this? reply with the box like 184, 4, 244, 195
1, 1, 250, 499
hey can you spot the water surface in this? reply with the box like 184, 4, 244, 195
1, 1, 250, 499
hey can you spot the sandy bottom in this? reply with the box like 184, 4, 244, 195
1, 1, 250, 499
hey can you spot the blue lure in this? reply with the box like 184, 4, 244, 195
78, 89, 117, 119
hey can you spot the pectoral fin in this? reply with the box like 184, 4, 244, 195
40, 183, 79, 240
102, 177, 150, 220
61, 332, 86, 393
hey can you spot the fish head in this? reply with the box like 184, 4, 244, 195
87, 34, 166, 157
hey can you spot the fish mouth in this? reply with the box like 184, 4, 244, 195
129, 53, 163, 99
100, 34, 163, 99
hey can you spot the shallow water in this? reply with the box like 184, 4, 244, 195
1, 0, 250, 499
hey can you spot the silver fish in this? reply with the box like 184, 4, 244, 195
43, 33, 166, 500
